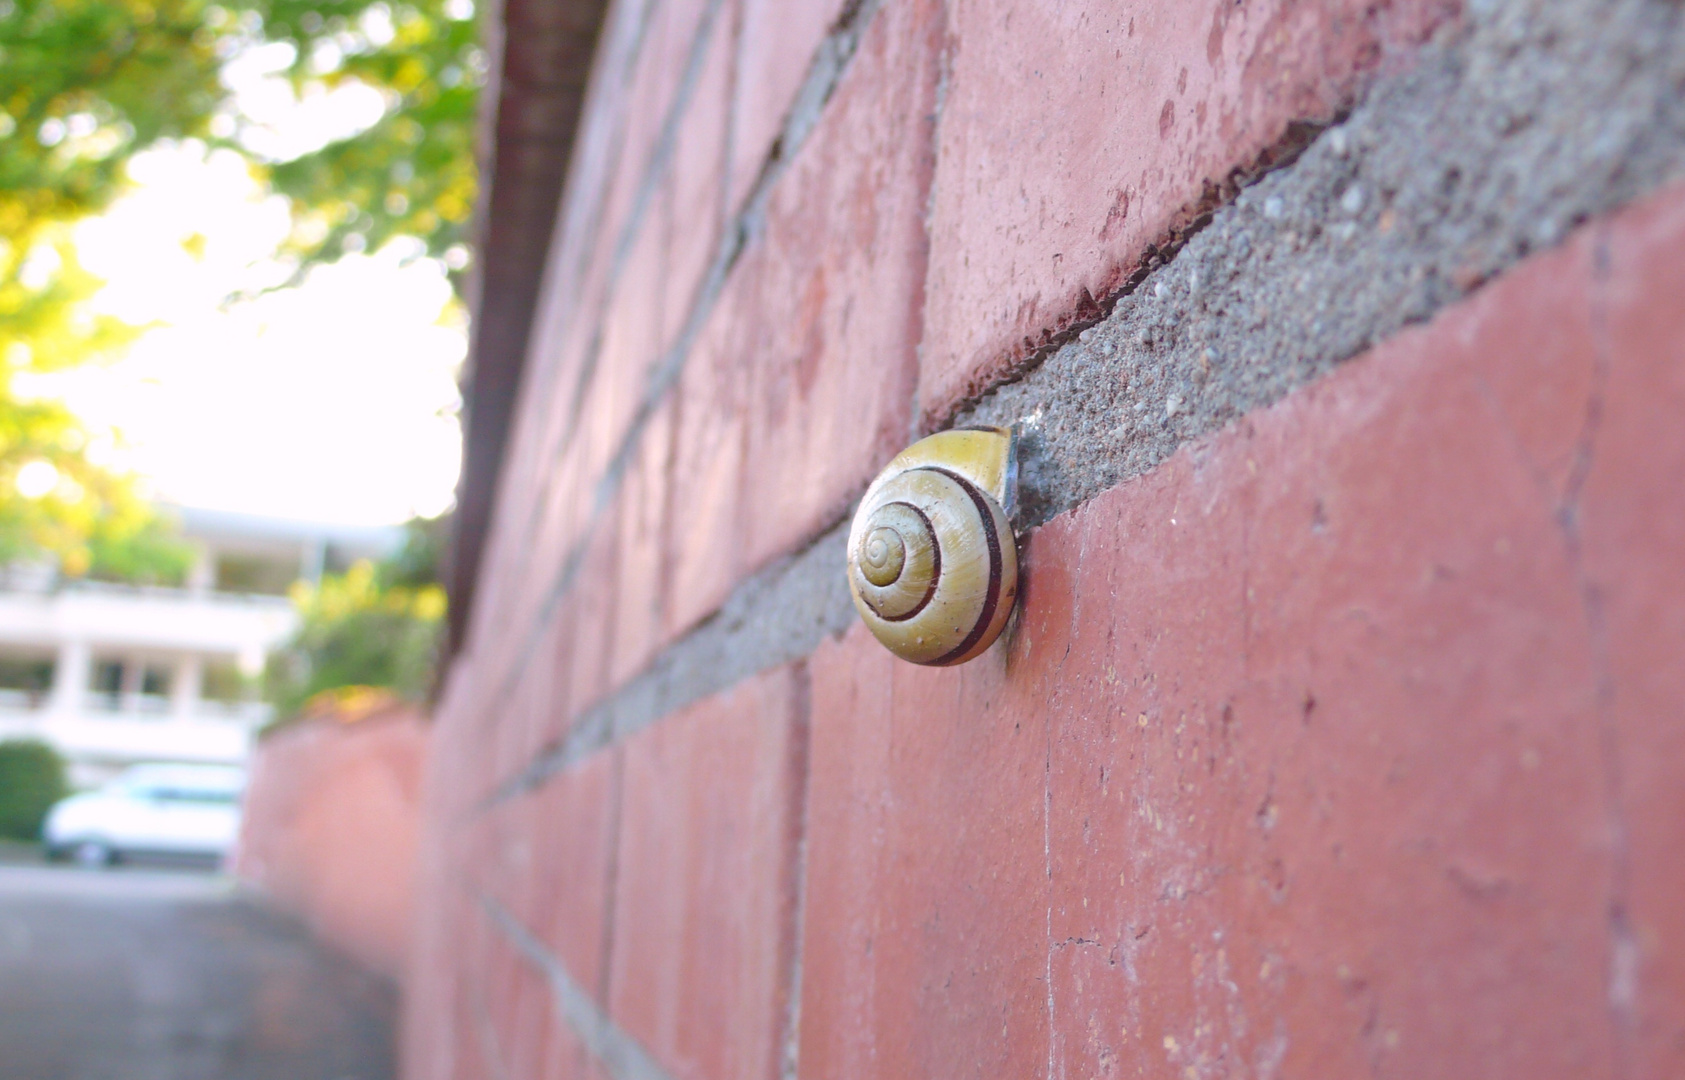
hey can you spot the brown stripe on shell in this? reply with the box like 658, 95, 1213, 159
924, 467, 1004, 666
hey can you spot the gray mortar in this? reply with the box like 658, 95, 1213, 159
964, 0, 1685, 527
482, 897, 675, 1080
488, 525, 854, 802
483, 0, 1685, 803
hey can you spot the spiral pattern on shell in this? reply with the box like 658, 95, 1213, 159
846, 464, 1018, 666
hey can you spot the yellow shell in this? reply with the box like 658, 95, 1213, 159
846, 428, 1019, 666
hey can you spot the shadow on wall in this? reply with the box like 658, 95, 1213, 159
235, 694, 429, 981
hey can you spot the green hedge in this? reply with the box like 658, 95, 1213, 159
0, 740, 68, 840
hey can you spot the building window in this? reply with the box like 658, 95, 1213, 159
88, 660, 171, 713
214, 554, 298, 596
0, 654, 54, 708
141, 667, 169, 697
92, 660, 123, 708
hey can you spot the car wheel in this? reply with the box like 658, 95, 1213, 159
71, 840, 115, 869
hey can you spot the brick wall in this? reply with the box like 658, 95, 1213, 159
236, 706, 429, 980
408, 0, 1685, 1076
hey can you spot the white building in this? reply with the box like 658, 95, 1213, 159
0, 509, 401, 788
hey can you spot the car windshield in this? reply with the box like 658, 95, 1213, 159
148, 787, 241, 805
108, 767, 245, 805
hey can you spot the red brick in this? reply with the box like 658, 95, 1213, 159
517, 986, 557, 1080
462, 754, 617, 1078
536, 0, 658, 358
596, 0, 723, 280
481, 925, 531, 1078
426, 664, 504, 817
522, 238, 618, 510
662, 307, 750, 636
518, 0, 657, 505
463, 241, 613, 677
478, 195, 617, 654
528, 752, 621, 994
521, 446, 610, 658
1041, 279, 1612, 1077
478, 377, 660, 758
401, 842, 463, 1078
608, 666, 807, 1080
416, 889, 497, 1080
662, 3, 735, 352
918, 0, 1458, 423
539, 1002, 590, 1080
582, 170, 670, 492
796, 502, 1086, 1080
799, 623, 1059, 1080
469, 0, 929, 692
511, 0, 664, 454
486, 619, 551, 786
1581, 187, 1685, 1077
464, 0, 721, 680
529, 613, 576, 767
735, 0, 940, 565
508, 173, 672, 664
610, 398, 675, 685
664, 0, 940, 636
796, 185, 1685, 1077
497, 949, 553, 1079
551, 520, 622, 729
727, 0, 851, 210
482, 69, 728, 696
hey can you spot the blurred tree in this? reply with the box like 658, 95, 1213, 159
254, 0, 481, 275
0, 739, 69, 840
0, 307, 193, 582
0, 0, 480, 277
0, 0, 478, 576
264, 514, 448, 722
378, 510, 448, 587
0, 227, 190, 580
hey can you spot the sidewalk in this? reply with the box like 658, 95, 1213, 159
0, 862, 395, 1080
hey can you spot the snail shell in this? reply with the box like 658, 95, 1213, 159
846, 428, 1019, 666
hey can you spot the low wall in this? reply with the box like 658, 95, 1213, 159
236, 705, 429, 981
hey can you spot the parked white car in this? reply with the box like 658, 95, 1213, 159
43, 764, 245, 867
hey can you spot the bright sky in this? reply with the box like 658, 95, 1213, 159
19, 44, 465, 527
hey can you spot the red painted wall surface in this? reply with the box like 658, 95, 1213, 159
408, 1, 1685, 1077
237, 707, 429, 981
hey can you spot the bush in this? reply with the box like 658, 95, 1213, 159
0, 740, 68, 840
265, 559, 446, 722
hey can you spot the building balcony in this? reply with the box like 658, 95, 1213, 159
0, 578, 298, 787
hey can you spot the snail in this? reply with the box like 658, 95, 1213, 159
846, 426, 1019, 665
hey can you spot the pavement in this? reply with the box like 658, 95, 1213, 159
0, 860, 396, 1080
